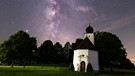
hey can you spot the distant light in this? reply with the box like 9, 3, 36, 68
32, 50, 35, 52
26, 30, 28, 33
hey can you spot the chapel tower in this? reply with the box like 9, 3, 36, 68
73, 25, 99, 72
84, 25, 94, 45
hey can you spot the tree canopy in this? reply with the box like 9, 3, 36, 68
53, 42, 63, 63
0, 30, 37, 67
0, 30, 134, 69
36, 40, 53, 68
63, 42, 72, 63
95, 31, 134, 69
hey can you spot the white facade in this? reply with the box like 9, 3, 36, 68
73, 49, 88, 72
73, 49, 99, 72
88, 50, 99, 71
73, 26, 99, 72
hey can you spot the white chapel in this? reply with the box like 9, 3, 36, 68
73, 25, 99, 72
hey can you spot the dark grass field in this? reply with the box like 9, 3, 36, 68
0, 66, 135, 76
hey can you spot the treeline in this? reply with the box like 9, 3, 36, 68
0, 30, 134, 69
0, 30, 75, 68
36, 40, 73, 67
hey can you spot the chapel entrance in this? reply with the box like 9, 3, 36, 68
80, 61, 85, 72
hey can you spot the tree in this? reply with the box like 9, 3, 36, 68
120, 58, 135, 69
13, 31, 37, 68
68, 62, 74, 71
0, 40, 16, 67
87, 63, 93, 72
63, 42, 72, 63
68, 38, 83, 63
95, 31, 134, 69
72, 38, 83, 50
53, 42, 63, 64
0, 41, 7, 62
0, 30, 37, 68
36, 40, 53, 68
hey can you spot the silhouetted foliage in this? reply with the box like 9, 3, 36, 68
87, 63, 93, 72
95, 31, 134, 69
0, 29, 134, 70
63, 42, 72, 63
0, 40, 16, 67
72, 38, 83, 50
68, 62, 74, 71
120, 58, 135, 69
0, 30, 37, 68
36, 40, 53, 68
53, 42, 63, 64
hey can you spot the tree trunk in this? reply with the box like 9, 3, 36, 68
110, 65, 113, 72
41, 62, 44, 68
23, 60, 26, 68
99, 63, 104, 70
11, 60, 14, 68
54, 63, 56, 68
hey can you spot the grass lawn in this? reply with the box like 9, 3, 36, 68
0, 65, 135, 76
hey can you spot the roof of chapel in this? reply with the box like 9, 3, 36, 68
75, 37, 96, 50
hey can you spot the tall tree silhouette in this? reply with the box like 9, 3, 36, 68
95, 31, 134, 69
63, 42, 72, 63
0, 30, 37, 68
37, 40, 53, 68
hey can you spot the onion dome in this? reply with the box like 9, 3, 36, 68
86, 25, 94, 33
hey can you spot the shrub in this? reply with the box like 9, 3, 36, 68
87, 63, 93, 72
68, 62, 74, 71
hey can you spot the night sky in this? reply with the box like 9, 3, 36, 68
0, 0, 135, 62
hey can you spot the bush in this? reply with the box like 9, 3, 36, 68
120, 59, 135, 69
68, 62, 74, 71
87, 63, 93, 72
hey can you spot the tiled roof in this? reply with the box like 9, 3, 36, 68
75, 37, 96, 50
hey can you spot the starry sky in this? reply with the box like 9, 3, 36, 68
0, 0, 135, 62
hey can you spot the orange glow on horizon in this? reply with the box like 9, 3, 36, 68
130, 58, 135, 60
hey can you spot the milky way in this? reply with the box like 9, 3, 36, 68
35, 0, 76, 45
0, 0, 135, 60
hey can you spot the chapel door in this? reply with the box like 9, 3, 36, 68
80, 61, 85, 72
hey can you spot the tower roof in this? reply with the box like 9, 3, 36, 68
86, 25, 94, 33
75, 37, 96, 50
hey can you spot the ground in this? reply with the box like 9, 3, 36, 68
0, 65, 135, 76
